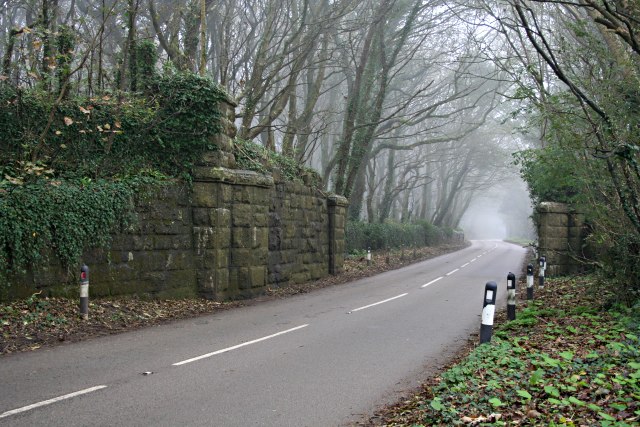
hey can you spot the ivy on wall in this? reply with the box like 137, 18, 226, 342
0, 71, 230, 288
0, 178, 140, 278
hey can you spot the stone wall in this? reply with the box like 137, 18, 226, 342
4, 170, 348, 301
3, 98, 349, 302
536, 202, 586, 276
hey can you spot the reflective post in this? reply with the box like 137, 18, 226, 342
527, 263, 534, 301
507, 272, 516, 321
80, 265, 89, 320
367, 247, 371, 266
538, 255, 546, 288
480, 281, 498, 344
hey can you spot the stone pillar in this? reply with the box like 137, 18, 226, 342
192, 167, 274, 299
537, 202, 585, 276
328, 195, 348, 275
198, 98, 238, 169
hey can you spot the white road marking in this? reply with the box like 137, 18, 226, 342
421, 277, 443, 288
461, 263, 470, 268
173, 324, 309, 366
0, 385, 107, 419
349, 293, 408, 313
445, 268, 459, 276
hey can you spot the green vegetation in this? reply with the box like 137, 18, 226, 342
346, 220, 458, 253
234, 138, 321, 186
0, 68, 231, 290
379, 276, 640, 426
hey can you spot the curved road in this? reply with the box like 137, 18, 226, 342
0, 240, 526, 426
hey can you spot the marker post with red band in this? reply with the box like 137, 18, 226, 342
80, 265, 89, 320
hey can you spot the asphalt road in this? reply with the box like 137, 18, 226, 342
0, 240, 526, 426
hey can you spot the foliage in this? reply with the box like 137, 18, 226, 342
234, 138, 322, 186
0, 71, 229, 180
599, 233, 640, 306
0, 178, 144, 281
346, 220, 456, 253
379, 276, 640, 426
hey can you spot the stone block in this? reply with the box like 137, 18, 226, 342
232, 204, 254, 227
164, 251, 194, 271
154, 235, 192, 250
193, 227, 216, 253
192, 208, 210, 226
539, 236, 569, 251
539, 213, 569, 228
210, 208, 231, 227
192, 182, 218, 207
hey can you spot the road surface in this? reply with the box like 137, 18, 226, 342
0, 240, 526, 426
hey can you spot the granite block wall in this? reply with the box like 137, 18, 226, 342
536, 202, 587, 276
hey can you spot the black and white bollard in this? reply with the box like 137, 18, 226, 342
538, 255, 546, 288
527, 263, 534, 301
507, 272, 516, 321
367, 247, 372, 266
80, 265, 89, 320
480, 281, 498, 344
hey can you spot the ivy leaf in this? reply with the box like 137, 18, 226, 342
599, 412, 616, 421
559, 351, 574, 361
488, 397, 503, 407
430, 398, 445, 411
544, 385, 560, 397
516, 390, 532, 400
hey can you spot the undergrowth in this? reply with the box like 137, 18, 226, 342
379, 276, 640, 426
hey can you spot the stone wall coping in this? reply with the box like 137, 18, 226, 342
328, 195, 349, 207
193, 167, 274, 188
537, 201, 570, 214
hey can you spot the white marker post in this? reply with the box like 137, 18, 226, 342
366, 247, 371, 266
507, 272, 516, 321
538, 255, 546, 288
526, 263, 534, 301
80, 265, 89, 320
480, 281, 498, 344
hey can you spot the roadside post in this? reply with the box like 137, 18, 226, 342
367, 247, 371, 266
507, 272, 516, 321
538, 255, 546, 288
480, 281, 498, 344
80, 265, 89, 320
527, 263, 534, 301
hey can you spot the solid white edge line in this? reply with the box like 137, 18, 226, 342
0, 385, 108, 419
421, 277, 443, 288
350, 293, 408, 313
173, 324, 309, 366
445, 268, 459, 276
461, 262, 470, 268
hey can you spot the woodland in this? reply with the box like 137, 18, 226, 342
0, 0, 639, 302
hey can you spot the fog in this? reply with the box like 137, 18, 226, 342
460, 179, 535, 241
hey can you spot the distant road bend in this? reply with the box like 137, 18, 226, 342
1, 240, 526, 426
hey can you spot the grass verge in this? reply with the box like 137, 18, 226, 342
374, 276, 640, 426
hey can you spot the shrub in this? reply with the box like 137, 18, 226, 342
345, 220, 457, 253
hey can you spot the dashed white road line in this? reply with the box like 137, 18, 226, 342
445, 268, 459, 276
421, 276, 443, 288
461, 262, 470, 268
0, 385, 107, 419
349, 293, 408, 314
173, 324, 309, 366
470, 258, 477, 263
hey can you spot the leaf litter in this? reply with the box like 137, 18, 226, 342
363, 274, 640, 426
